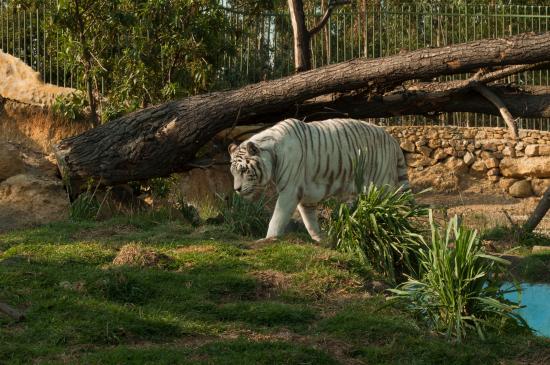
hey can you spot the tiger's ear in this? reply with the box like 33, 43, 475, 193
246, 141, 260, 156
228, 143, 238, 155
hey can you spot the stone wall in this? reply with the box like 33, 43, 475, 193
385, 126, 550, 197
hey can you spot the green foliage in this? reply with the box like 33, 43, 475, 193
217, 193, 270, 238
52, 92, 88, 121
389, 213, 529, 342
16, 0, 232, 122
0, 215, 548, 364
327, 185, 428, 283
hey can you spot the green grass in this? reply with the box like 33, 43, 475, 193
0, 215, 549, 364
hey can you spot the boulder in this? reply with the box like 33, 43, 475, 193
525, 144, 550, 157
444, 157, 468, 175
500, 157, 550, 178
463, 152, 475, 166
508, 180, 533, 198
470, 160, 487, 175
0, 143, 25, 181
433, 148, 448, 161
484, 158, 499, 169
405, 153, 433, 168
399, 140, 416, 153
531, 178, 550, 197
418, 145, 432, 157
502, 146, 515, 157
0, 174, 69, 232
498, 178, 518, 192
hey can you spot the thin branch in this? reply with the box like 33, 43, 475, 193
473, 83, 518, 139
309, 0, 351, 36
406, 62, 550, 95
523, 186, 550, 233
479, 61, 550, 84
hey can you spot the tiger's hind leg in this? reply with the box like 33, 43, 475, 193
298, 203, 325, 242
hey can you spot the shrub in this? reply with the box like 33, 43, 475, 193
327, 185, 428, 283
218, 192, 270, 238
389, 213, 528, 342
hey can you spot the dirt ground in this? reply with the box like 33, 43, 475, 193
416, 186, 550, 234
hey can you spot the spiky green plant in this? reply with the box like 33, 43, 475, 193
389, 212, 529, 342
217, 192, 271, 238
327, 185, 428, 283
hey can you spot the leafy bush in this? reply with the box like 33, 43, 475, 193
389, 213, 528, 342
218, 193, 270, 238
327, 185, 428, 283
52, 92, 88, 121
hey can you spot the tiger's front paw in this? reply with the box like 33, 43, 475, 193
255, 236, 279, 244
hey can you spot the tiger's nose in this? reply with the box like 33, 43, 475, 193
235, 186, 242, 193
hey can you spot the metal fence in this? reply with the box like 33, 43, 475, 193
1, 3, 550, 130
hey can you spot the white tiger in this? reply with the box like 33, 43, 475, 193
228, 118, 410, 242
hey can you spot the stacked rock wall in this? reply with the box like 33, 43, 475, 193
385, 126, 550, 197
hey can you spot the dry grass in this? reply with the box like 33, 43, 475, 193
0, 105, 90, 153
112, 243, 173, 268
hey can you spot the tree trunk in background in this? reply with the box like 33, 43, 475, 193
53, 32, 550, 189
294, 86, 550, 121
523, 187, 550, 233
288, 0, 311, 72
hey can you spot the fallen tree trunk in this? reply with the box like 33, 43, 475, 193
54, 32, 550, 188
294, 85, 550, 121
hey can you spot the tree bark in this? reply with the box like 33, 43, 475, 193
288, 0, 311, 72
294, 86, 550, 121
53, 32, 550, 188
523, 187, 550, 233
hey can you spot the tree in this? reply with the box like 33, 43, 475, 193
52, 31, 550, 191
287, 0, 350, 72
14, 0, 231, 122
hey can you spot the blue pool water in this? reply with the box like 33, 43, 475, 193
502, 282, 550, 338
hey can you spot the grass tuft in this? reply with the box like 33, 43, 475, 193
218, 193, 270, 238
389, 212, 529, 342
327, 185, 428, 283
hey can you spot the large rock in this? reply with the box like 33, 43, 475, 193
405, 153, 433, 168
463, 151, 475, 166
525, 144, 550, 157
0, 143, 25, 181
0, 174, 69, 232
508, 180, 533, 198
531, 178, 550, 197
399, 141, 416, 153
500, 157, 550, 178
444, 157, 468, 175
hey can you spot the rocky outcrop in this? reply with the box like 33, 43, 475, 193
0, 141, 69, 232
0, 174, 69, 232
0, 143, 25, 181
0, 50, 75, 107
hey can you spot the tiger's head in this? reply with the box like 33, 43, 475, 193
228, 141, 273, 198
